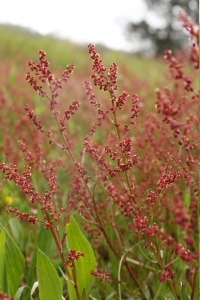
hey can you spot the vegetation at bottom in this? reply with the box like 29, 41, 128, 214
0, 10, 199, 300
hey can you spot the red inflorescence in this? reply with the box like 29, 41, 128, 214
91, 269, 110, 282
160, 267, 174, 282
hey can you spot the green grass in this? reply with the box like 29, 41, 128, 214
0, 23, 165, 81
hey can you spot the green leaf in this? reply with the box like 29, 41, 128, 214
66, 216, 96, 300
0, 229, 6, 292
8, 218, 23, 243
181, 285, 190, 300
37, 248, 62, 300
27, 225, 53, 286
0, 223, 25, 296
14, 285, 28, 300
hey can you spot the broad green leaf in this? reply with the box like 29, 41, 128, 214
0, 229, 6, 292
0, 223, 25, 296
66, 216, 96, 300
27, 225, 53, 287
37, 248, 62, 300
181, 285, 190, 300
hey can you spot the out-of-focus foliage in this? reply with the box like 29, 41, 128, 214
126, 0, 199, 56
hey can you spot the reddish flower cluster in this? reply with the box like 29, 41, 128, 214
116, 91, 129, 109
120, 137, 132, 154
91, 269, 110, 282
106, 184, 135, 216
160, 267, 174, 282
26, 50, 53, 97
64, 101, 80, 121
0, 163, 34, 195
88, 43, 107, 90
145, 190, 157, 206
83, 140, 119, 178
61, 63, 75, 82
65, 249, 84, 268
179, 11, 199, 69
88, 43, 118, 95
7, 207, 37, 224
130, 93, 140, 124
104, 145, 118, 160
25, 104, 46, 133
0, 158, 67, 229
83, 80, 109, 137
117, 153, 140, 172
157, 166, 181, 193
83, 80, 97, 106
173, 243, 198, 263
164, 50, 194, 91
158, 230, 198, 264
108, 62, 118, 93
133, 212, 148, 233
26, 50, 75, 113
0, 292, 14, 300
74, 161, 91, 183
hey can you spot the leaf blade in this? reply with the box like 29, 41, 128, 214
66, 216, 96, 299
0, 223, 25, 296
37, 248, 62, 300
0, 229, 6, 292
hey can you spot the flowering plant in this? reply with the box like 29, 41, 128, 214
0, 11, 199, 300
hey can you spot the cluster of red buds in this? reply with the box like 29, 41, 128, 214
74, 161, 91, 183
91, 269, 110, 282
26, 50, 53, 97
160, 267, 174, 282
26, 50, 75, 113
173, 243, 198, 263
145, 189, 157, 206
116, 91, 129, 109
64, 249, 84, 268
157, 168, 181, 193
88, 43, 107, 90
88, 43, 118, 96
164, 50, 194, 92
179, 10, 199, 69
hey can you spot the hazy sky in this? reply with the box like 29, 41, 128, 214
0, 0, 149, 51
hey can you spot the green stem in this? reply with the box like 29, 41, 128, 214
44, 212, 73, 283
72, 263, 81, 300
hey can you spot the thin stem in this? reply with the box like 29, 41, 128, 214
167, 280, 179, 300
44, 211, 73, 281
110, 204, 123, 250
72, 263, 81, 300
150, 237, 180, 300
191, 267, 198, 300
118, 243, 141, 300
